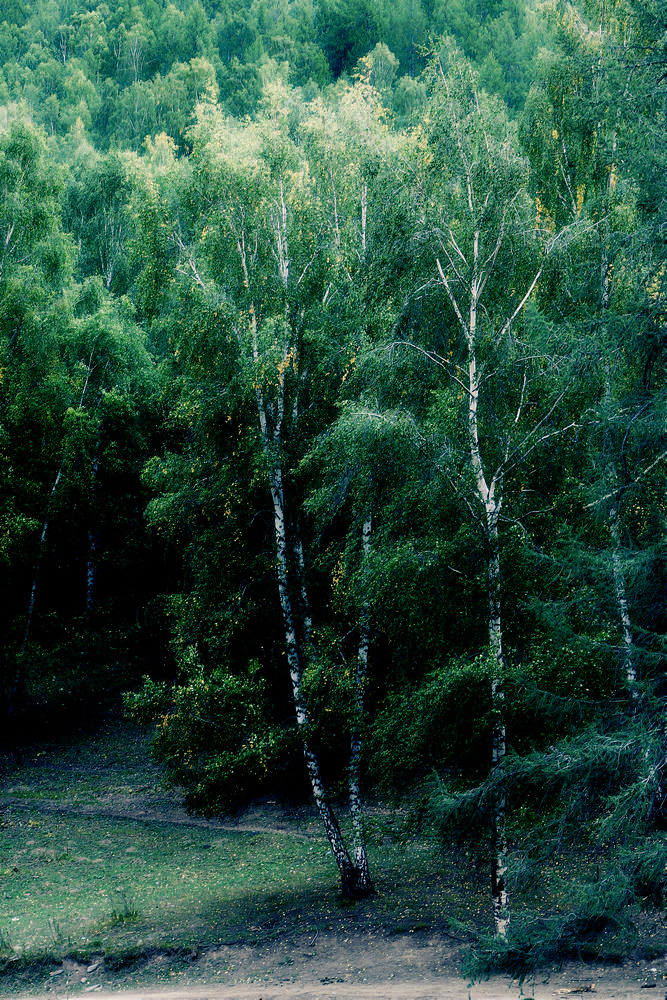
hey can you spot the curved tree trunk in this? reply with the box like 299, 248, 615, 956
236, 197, 373, 898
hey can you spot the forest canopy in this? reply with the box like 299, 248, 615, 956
0, 0, 664, 967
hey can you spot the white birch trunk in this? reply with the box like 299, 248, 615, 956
361, 183, 367, 256
602, 251, 636, 695
348, 509, 373, 894
609, 502, 636, 690
600, 116, 636, 693
465, 233, 509, 938
346, 184, 372, 891
266, 457, 360, 893
486, 500, 509, 940
239, 236, 366, 896
293, 532, 312, 646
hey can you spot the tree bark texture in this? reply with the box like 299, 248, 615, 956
486, 501, 509, 940
266, 458, 367, 897
348, 509, 373, 894
609, 502, 636, 691
600, 131, 636, 697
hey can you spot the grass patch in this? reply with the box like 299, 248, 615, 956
0, 721, 663, 991
0, 722, 164, 805
0, 801, 477, 970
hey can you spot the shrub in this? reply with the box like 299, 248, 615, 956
124, 648, 297, 812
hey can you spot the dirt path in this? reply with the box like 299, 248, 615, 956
14, 970, 664, 1000
9, 930, 664, 1000
0, 796, 316, 839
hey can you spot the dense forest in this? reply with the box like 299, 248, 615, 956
1, 0, 664, 969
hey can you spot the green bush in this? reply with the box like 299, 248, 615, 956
367, 654, 494, 795
465, 836, 666, 978
124, 649, 297, 812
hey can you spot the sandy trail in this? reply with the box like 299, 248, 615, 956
14, 973, 661, 1000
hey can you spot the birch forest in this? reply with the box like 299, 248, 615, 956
0, 0, 665, 976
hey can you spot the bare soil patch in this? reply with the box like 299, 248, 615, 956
10, 945, 666, 1000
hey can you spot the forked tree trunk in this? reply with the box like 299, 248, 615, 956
348, 509, 373, 895
243, 279, 369, 897
266, 459, 365, 897
231, 185, 373, 897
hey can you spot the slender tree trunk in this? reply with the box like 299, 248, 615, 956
86, 529, 99, 619
599, 118, 636, 696
23, 466, 63, 649
346, 188, 373, 892
266, 459, 362, 896
486, 499, 509, 939
361, 182, 367, 255
609, 501, 636, 691
86, 448, 100, 621
23, 349, 97, 648
465, 243, 510, 936
238, 207, 370, 897
349, 509, 373, 894
246, 307, 362, 895
601, 245, 636, 695
293, 532, 312, 646
86, 521, 99, 620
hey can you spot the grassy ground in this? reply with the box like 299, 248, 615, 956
0, 803, 473, 962
0, 722, 484, 990
0, 721, 663, 997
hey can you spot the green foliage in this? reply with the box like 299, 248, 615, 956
125, 651, 295, 812
368, 655, 495, 794
0, 0, 664, 966
466, 832, 666, 977
429, 685, 667, 967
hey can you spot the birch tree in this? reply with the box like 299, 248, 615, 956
521, 0, 666, 696
170, 86, 379, 896
403, 47, 579, 937
299, 82, 411, 890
